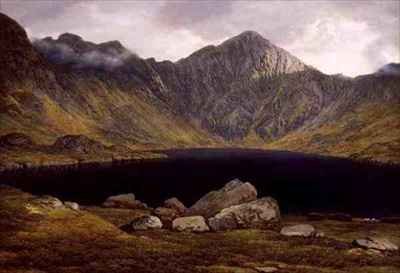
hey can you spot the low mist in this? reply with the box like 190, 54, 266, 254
33, 38, 134, 71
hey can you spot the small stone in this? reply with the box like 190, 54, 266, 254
103, 193, 147, 209
37, 196, 64, 209
280, 224, 316, 237
64, 201, 79, 210
172, 216, 209, 232
131, 215, 162, 231
353, 237, 398, 251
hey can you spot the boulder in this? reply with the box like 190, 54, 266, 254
64, 201, 79, 210
154, 207, 179, 228
208, 197, 280, 231
164, 197, 186, 214
353, 237, 398, 251
131, 216, 162, 231
103, 193, 147, 209
186, 179, 257, 218
280, 224, 316, 237
172, 216, 209, 232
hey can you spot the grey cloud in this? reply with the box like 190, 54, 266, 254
157, 1, 233, 27
33, 39, 133, 71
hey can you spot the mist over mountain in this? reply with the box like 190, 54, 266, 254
0, 12, 399, 167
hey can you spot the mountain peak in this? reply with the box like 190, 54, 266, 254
58, 33, 83, 43
236, 30, 266, 40
222, 30, 270, 47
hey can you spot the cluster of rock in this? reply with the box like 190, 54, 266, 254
123, 179, 280, 232
98, 180, 399, 256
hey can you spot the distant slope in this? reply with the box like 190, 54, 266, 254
0, 12, 399, 167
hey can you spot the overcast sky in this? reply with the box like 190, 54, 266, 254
2, 0, 400, 76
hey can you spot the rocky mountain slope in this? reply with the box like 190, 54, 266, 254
0, 12, 399, 167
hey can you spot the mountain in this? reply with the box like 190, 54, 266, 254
0, 13, 399, 168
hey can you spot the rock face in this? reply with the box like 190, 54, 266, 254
208, 197, 280, 231
172, 216, 210, 232
353, 237, 398, 251
186, 179, 257, 218
103, 193, 147, 209
280, 224, 316, 237
131, 216, 162, 231
164, 197, 186, 215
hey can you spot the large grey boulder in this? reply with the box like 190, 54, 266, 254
280, 224, 316, 237
131, 215, 162, 231
172, 216, 210, 232
208, 197, 280, 231
164, 197, 186, 215
103, 193, 147, 209
353, 237, 398, 251
186, 179, 257, 218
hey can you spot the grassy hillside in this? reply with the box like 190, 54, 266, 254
266, 103, 400, 164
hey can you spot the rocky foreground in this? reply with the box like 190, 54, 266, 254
1, 180, 400, 273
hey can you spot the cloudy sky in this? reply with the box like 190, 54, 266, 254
2, 0, 399, 76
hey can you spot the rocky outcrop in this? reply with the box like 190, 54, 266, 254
186, 179, 257, 218
53, 135, 106, 154
0, 133, 34, 148
103, 193, 147, 209
280, 224, 317, 237
208, 197, 280, 231
353, 237, 398, 252
131, 215, 162, 231
172, 216, 210, 232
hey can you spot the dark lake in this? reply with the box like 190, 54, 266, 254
1, 148, 400, 217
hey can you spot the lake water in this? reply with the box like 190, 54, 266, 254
1, 148, 399, 217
